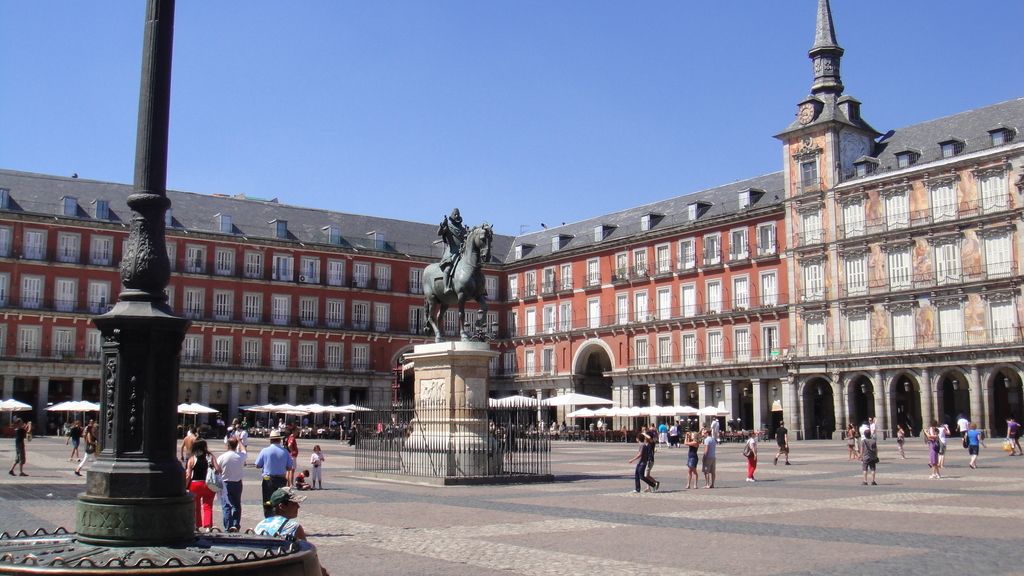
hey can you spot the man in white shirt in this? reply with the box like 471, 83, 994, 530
957, 414, 970, 437
937, 423, 949, 472
217, 437, 247, 532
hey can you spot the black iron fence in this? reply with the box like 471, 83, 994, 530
353, 402, 550, 480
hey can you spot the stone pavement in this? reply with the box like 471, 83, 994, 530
1, 435, 1022, 575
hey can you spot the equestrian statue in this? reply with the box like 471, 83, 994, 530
423, 208, 493, 341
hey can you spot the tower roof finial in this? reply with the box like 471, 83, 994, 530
808, 0, 844, 95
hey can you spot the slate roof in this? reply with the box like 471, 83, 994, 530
0, 169, 515, 264
504, 172, 785, 264
864, 97, 1024, 178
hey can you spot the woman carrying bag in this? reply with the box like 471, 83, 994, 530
185, 439, 222, 531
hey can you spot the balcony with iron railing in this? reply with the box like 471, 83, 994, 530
621, 344, 785, 371
796, 229, 825, 248
838, 197, 1013, 242
583, 272, 602, 289
798, 327, 1024, 359
837, 261, 1019, 298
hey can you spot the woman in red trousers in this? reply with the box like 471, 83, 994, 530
185, 439, 222, 531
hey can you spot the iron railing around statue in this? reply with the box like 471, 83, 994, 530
353, 402, 550, 479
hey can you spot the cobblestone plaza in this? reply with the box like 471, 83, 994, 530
2, 436, 1021, 575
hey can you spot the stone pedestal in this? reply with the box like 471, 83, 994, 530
402, 342, 500, 479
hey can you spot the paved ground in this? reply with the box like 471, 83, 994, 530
1, 435, 1021, 575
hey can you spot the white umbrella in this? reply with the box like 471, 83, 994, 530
47, 400, 100, 412
177, 402, 219, 415
593, 407, 617, 417
0, 399, 32, 412
489, 395, 540, 408
699, 405, 723, 417
677, 405, 700, 416
240, 404, 273, 413
541, 393, 613, 407
296, 403, 328, 414
337, 404, 371, 412
567, 407, 597, 418
323, 405, 355, 414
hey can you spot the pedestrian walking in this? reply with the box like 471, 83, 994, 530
773, 421, 790, 465
966, 422, 985, 469
627, 433, 657, 493
895, 425, 907, 459
743, 433, 758, 482
1005, 417, 1021, 456
185, 438, 221, 531
861, 430, 878, 486
684, 431, 700, 489
217, 436, 246, 532
845, 424, 858, 460
7, 418, 29, 477
179, 426, 197, 464
936, 422, 950, 473
644, 432, 660, 491
255, 429, 294, 517
67, 420, 82, 462
702, 427, 718, 488
286, 426, 300, 486
309, 445, 325, 489
926, 421, 941, 478
74, 420, 97, 476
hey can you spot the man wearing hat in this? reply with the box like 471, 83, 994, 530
254, 487, 308, 540
255, 429, 294, 518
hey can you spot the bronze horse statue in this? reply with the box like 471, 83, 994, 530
423, 224, 493, 341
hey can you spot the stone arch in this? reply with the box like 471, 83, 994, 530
846, 373, 875, 430
799, 375, 836, 440
571, 338, 616, 375
390, 345, 418, 403
934, 367, 970, 428
571, 339, 614, 400
887, 370, 921, 435
987, 363, 1024, 435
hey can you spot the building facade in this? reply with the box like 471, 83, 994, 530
2, 0, 1022, 438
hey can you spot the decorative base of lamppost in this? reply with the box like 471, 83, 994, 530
0, 529, 322, 574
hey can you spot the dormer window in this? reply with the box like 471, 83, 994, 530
738, 191, 750, 209
93, 199, 109, 220
366, 230, 385, 250
0, 188, 11, 210
271, 219, 288, 239
593, 224, 616, 242
215, 213, 232, 234
989, 128, 1015, 147
61, 196, 78, 217
895, 151, 919, 169
165, 208, 174, 228
514, 245, 523, 260
639, 213, 663, 231
738, 188, 764, 210
551, 234, 573, 252
853, 158, 879, 177
322, 225, 342, 245
939, 139, 965, 159
687, 201, 711, 221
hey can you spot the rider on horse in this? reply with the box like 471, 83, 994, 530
437, 208, 469, 293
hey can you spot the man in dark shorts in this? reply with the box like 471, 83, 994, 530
774, 421, 791, 465
8, 418, 29, 476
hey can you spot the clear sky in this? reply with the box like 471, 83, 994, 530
2, 2, 1022, 236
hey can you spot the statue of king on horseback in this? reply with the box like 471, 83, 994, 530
424, 208, 493, 342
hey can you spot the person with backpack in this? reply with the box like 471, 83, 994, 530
743, 433, 758, 482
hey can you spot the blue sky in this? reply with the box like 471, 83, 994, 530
2, 2, 1022, 236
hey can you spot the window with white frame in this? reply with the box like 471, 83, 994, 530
165, 286, 174, 311
887, 248, 911, 289
632, 249, 648, 277
298, 341, 316, 369
707, 331, 723, 363
634, 291, 649, 322
508, 275, 519, 300
524, 270, 537, 297
756, 223, 776, 256
244, 251, 263, 279
352, 302, 369, 330
729, 228, 748, 260
503, 351, 516, 375
375, 263, 391, 290
243, 293, 262, 323
681, 284, 696, 317
542, 305, 555, 333
938, 302, 964, 347
508, 310, 519, 336
299, 297, 318, 327
935, 239, 961, 285
682, 333, 697, 366
587, 299, 600, 329
325, 343, 343, 371
556, 264, 571, 291
654, 244, 671, 274
300, 257, 320, 284
487, 311, 498, 335
86, 330, 102, 359
803, 261, 824, 301
800, 159, 818, 191
931, 182, 957, 222
525, 307, 537, 336
57, 232, 80, 263
586, 259, 600, 286
656, 287, 671, 320
0, 226, 11, 256
806, 317, 826, 356
214, 247, 234, 276
762, 325, 779, 360
52, 327, 74, 358
891, 308, 915, 351
845, 253, 866, 295
990, 298, 1015, 343
23, 230, 45, 260
407, 306, 424, 334
524, 349, 535, 375
847, 311, 869, 353
272, 254, 294, 282
634, 336, 649, 367
801, 210, 822, 244
679, 238, 696, 270
185, 244, 205, 273
88, 281, 110, 313
352, 262, 369, 288
555, 301, 570, 331
979, 171, 1008, 213
18, 325, 41, 357
183, 287, 204, 319
20, 275, 42, 309
657, 335, 672, 365
614, 252, 628, 279
616, 293, 628, 325
884, 190, 909, 229
55, 278, 76, 312
326, 259, 345, 286
374, 303, 390, 332
984, 232, 1012, 278
542, 267, 555, 293
213, 290, 233, 321
326, 299, 344, 328
0, 273, 8, 306
706, 280, 722, 313
242, 338, 261, 367
733, 276, 749, 310
271, 295, 290, 325
542, 348, 554, 374
486, 274, 499, 298
182, 335, 202, 364
841, 200, 865, 238
90, 236, 112, 265
702, 234, 721, 266
734, 327, 750, 361
271, 340, 289, 370
213, 336, 232, 366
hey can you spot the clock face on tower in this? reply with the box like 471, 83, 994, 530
839, 130, 871, 171
798, 103, 815, 125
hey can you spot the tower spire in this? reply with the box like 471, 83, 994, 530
809, 0, 844, 95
